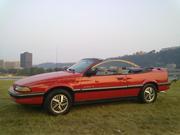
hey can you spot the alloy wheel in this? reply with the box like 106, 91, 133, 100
144, 87, 156, 103
50, 94, 69, 114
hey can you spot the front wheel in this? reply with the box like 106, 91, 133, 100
139, 84, 157, 103
44, 89, 72, 115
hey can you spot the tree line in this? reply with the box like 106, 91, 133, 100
0, 67, 65, 76
116, 47, 180, 68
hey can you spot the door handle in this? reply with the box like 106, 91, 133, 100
126, 77, 132, 80
117, 77, 125, 80
95, 80, 99, 83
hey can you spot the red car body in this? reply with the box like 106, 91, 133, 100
9, 59, 170, 106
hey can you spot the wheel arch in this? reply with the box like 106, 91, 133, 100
43, 86, 75, 104
138, 81, 158, 103
142, 81, 159, 91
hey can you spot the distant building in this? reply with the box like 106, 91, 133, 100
0, 60, 4, 68
166, 64, 176, 69
134, 51, 145, 55
20, 52, 33, 68
4, 61, 20, 69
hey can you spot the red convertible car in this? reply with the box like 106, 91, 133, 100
9, 58, 170, 115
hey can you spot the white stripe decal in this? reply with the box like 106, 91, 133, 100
158, 82, 170, 85
74, 82, 169, 92
74, 84, 143, 91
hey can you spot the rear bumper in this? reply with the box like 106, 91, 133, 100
158, 82, 171, 91
8, 87, 44, 105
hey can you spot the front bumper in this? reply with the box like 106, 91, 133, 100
8, 87, 44, 105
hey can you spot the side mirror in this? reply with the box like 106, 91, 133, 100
85, 68, 97, 77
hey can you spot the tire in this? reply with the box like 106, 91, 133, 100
44, 89, 72, 115
139, 84, 157, 103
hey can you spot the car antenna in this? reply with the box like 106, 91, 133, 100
55, 45, 58, 71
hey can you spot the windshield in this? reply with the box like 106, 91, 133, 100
67, 59, 96, 73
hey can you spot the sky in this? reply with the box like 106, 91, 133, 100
0, 0, 180, 64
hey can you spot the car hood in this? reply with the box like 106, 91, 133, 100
15, 71, 80, 86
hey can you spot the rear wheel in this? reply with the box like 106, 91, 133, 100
139, 84, 157, 103
44, 89, 72, 115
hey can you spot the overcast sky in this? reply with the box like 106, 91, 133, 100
0, 0, 180, 64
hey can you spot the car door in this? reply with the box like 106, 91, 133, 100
125, 72, 149, 97
75, 60, 133, 102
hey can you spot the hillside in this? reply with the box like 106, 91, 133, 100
114, 46, 180, 68
35, 46, 180, 69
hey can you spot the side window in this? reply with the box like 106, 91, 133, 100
93, 61, 134, 76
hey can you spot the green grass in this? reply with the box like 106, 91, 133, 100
0, 80, 180, 135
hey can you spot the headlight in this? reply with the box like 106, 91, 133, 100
14, 86, 31, 92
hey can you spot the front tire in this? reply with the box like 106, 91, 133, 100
44, 89, 72, 115
139, 84, 157, 103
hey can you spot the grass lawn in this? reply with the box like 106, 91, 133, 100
0, 80, 180, 135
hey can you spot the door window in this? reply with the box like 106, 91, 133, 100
93, 60, 135, 76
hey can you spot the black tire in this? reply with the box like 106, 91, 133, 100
139, 84, 157, 103
44, 89, 72, 115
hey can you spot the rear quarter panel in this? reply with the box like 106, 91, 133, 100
126, 68, 169, 91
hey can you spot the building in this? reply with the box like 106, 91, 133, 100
20, 52, 33, 68
4, 61, 20, 69
0, 60, 4, 68
134, 51, 145, 55
166, 64, 176, 69
168, 68, 180, 80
